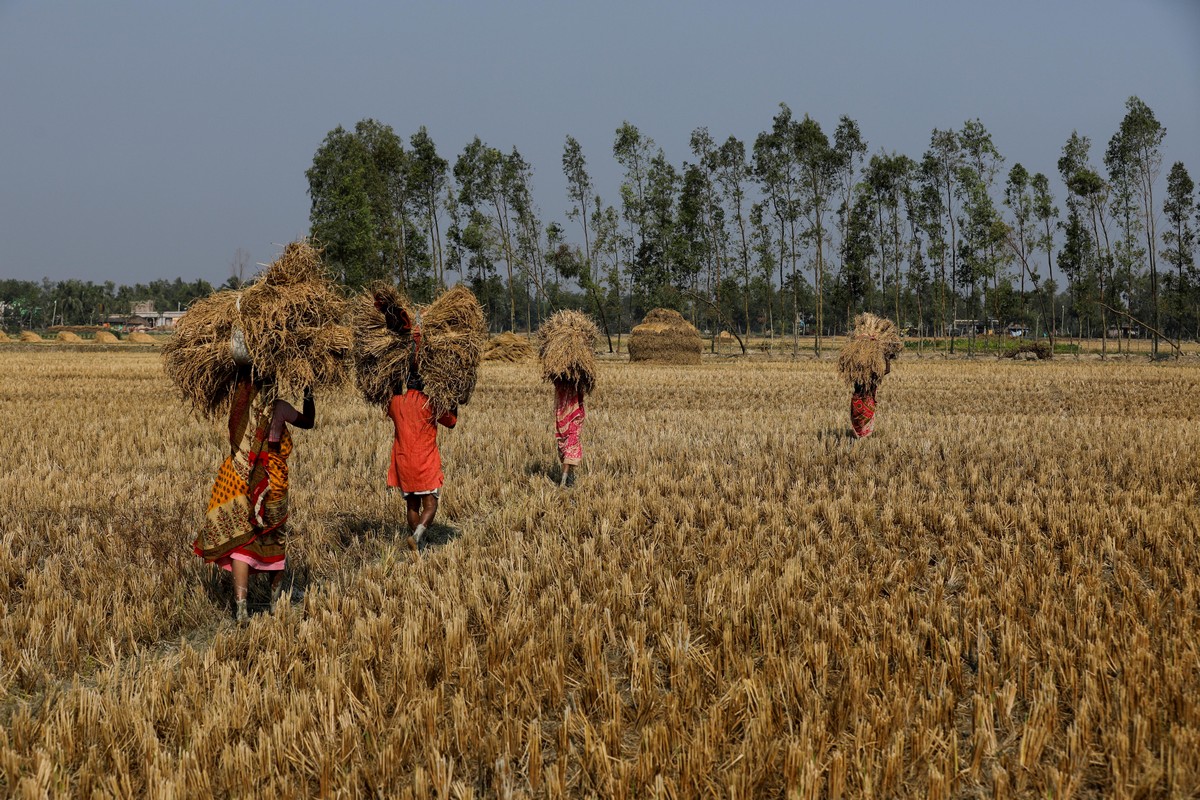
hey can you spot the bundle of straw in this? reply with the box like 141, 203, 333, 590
416, 285, 487, 417
128, 332, 157, 344
350, 283, 415, 407
56, 331, 83, 343
163, 240, 351, 417
483, 332, 534, 363
94, 331, 119, 344
19, 331, 42, 342
162, 291, 241, 416
628, 308, 702, 364
0, 332, 11, 343
537, 310, 600, 394
837, 313, 902, 390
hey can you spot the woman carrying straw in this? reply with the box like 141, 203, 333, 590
193, 370, 314, 622
537, 310, 600, 488
837, 313, 901, 439
388, 335, 458, 552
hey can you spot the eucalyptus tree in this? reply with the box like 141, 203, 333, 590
792, 115, 839, 351
1060, 132, 1115, 353
1030, 172, 1059, 334
408, 127, 450, 289
753, 105, 803, 338
832, 116, 868, 330
689, 127, 729, 335
613, 122, 654, 293
1161, 162, 1196, 336
1003, 164, 1035, 314
713, 136, 754, 333
925, 128, 962, 346
1106, 97, 1166, 354
454, 138, 521, 330
562, 135, 614, 349
955, 120, 1006, 325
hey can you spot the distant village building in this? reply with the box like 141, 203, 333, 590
105, 302, 186, 331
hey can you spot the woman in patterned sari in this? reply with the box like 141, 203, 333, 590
193, 371, 315, 622
554, 378, 586, 487
850, 360, 890, 438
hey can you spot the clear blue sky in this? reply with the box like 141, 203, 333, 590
1, 0, 1197, 285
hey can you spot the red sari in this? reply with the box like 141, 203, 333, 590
850, 383, 877, 438
554, 381, 586, 465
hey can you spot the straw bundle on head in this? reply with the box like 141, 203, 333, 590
56, 331, 83, 343
235, 241, 351, 400
94, 331, 119, 344
128, 332, 156, 344
628, 308, 702, 364
837, 313, 902, 390
350, 283, 415, 407
163, 240, 351, 417
19, 331, 42, 342
483, 332, 534, 363
162, 291, 241, 416
416, 285, 487, 417
537, 310, 600, 394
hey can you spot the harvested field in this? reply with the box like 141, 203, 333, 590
0, 350, 1198, 797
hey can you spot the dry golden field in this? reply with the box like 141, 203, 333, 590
0, 349, 1198, 798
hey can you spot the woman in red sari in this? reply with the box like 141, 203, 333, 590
850, 360, 890, 438
554, 378, 586, 487
193, 373, 315, 622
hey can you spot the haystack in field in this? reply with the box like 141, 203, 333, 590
94, 331, 119, 344
628, 308, 702, 364
128, 332, 156, 344
537, 310, 600, 394
19, 331, 42, 342
163, 240, 351, 417
483, 332, 534, 363
0, 332, 11, 343
417, 286, 487, 417
56, 331, 83, 343
350, 283, 415, 407
837, 313, 902, 390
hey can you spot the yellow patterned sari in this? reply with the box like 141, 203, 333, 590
193, 380, 291, 569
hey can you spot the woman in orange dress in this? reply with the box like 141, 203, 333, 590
193, 373, 314, 622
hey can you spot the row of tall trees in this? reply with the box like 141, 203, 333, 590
306, 98, 1197, 354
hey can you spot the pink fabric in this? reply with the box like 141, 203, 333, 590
215, 551, 285, 573
554, 383, 586, 466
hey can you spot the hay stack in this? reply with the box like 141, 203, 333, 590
19, 331, 42, 342
417, 285, 487, 417
837, 313, 902, 390
163, 240, 351, 417
628, 308, 702, 365
94, 331, 119, 344
350, 283, 415, 407
56, 331, 83, 343
483, 332, 534, 363
537, 311, 600, 394
128, 332, 156, 344
0, 332, 10, 343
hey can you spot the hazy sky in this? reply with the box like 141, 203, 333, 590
1, 0, 1197, 286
